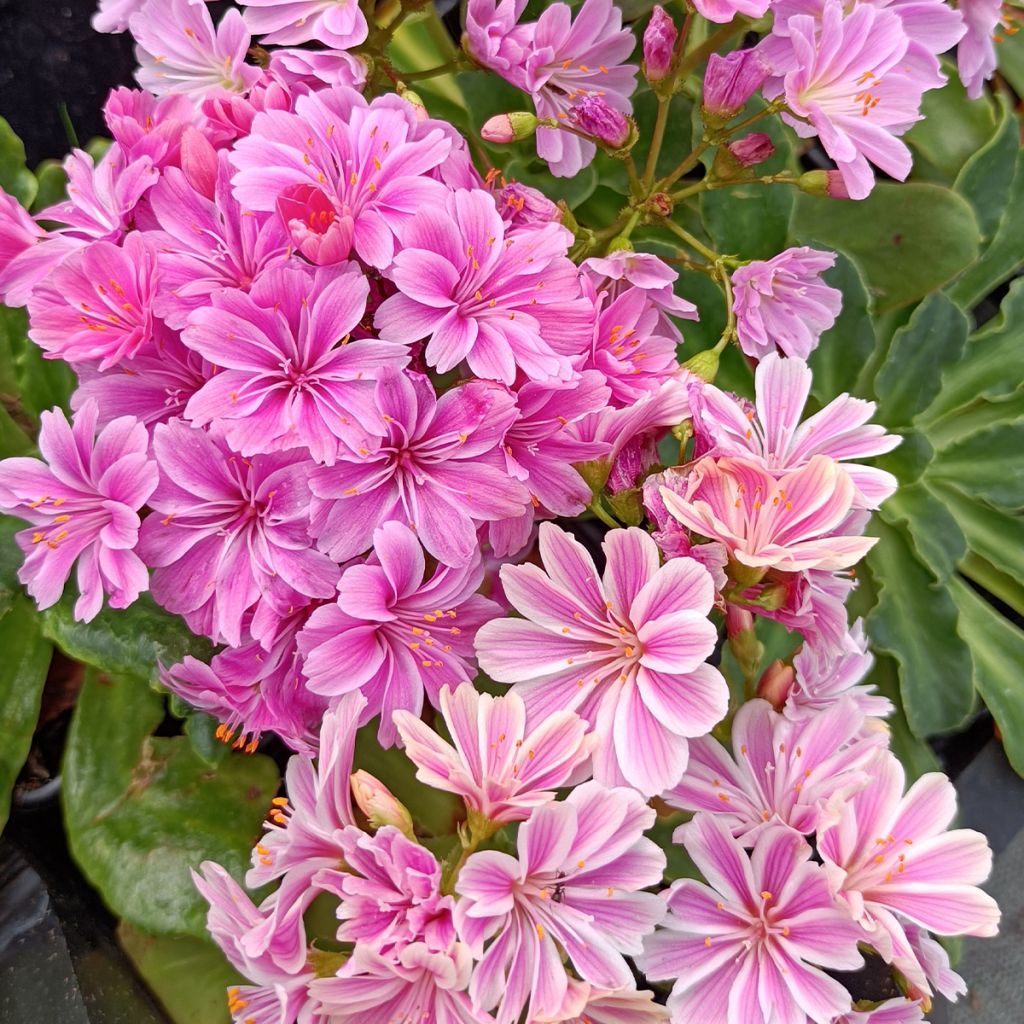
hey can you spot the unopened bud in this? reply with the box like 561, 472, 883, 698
606, 487, 645, 526
756, 660, 795, 710
569, 96, 634, 150
701, 50, 768, 127
643, 6, 678, 85
727, 558, 767, 592
797, 169, 851, 199
683, 348, 720, 383
727, 133, 775, 167
351, 770, 416, 839
481, 112, 538, 143
398, 87, 429, 122
605, 235, 634, 254
575, 458, 612, 496
373, 0, 402, 29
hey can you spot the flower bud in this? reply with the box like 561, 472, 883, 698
701, 50, 768, 126
683, 348, 720, 383
797, 169, 851, 199
648, 191, 674, 218
756, 659, 795, 710
481, 112, 538, 143
351, 770, 416, 839
643, 6, 678, 84
727, 132, 775, 167
568, 96, 634, 150
398, 88, 429, 122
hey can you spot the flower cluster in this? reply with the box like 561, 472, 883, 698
0, 0, 1006, 1022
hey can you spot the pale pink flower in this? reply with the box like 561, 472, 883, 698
267, 47, 368, 94
455, 782, 666, 1024
93, 0, 148, 33
242, 0, 369, 50
0, 400, 157, 621
130, 0, 261, 98
663, 697, 883, 841
818, 749, 1000, 998
694, 0, 771, 23
639, 814, 864, 1024
465, 0, 535, 79
690, 353, 900, 509
958, 0, 1004, 98
837, 998, 925, 1024
475, 523, 727, 796
535, 982, 670, 1023
394, 684, 595, 825
660, 455, 877, 574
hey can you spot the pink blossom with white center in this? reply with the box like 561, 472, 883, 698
0, 400, 157, 621
817, 749, 1000, 999
130, 0, 261, 99
639, 814, 864, 1024
231, 86, 452, 269
298, 521, 500, 746
690, 353, 900, 510
242, 0, 369, 50
394, 683, 595, 826
455, 782, 666, 1024
958, 0, 1005, 98
660, 455, 878, 574
663, 697, 884, 841
764, 0, 929, 199
138, 418, 339, 647
475, 523, 727, 796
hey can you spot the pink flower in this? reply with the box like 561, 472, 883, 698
298, 522, 500, 745
93, 0, 148, 33
731, 247, 842, 360
0, 190, 56, 308
766, 0, 928, 199
690, 352, 900, 509
643, 6, 678, 83
394, 683, 595, 825
138, 419, 338, 646
267, 47, 368, 94
308, 370, 528, 567
568, 95, 632, 147
958, 0, 1004, 98
231, 87, 452, 269
276, 182, 355, 265
537, 983, 671, 1023
182, 265, 408, 464
130, 0, 261, 98
639, 814, 864, 1024
0, 400, 157, 621
488, 175, 562, 228
818, 750, 1000, 998
103, 88, 196, 168
375, 188, 591, 385
455, 782, 666, 1024
465, 0, 535, 78
663, 697, 883, 841
475, 523, 727, 796
728, 132, 775, 166
837, 998, 926, 1024
693, 0, 771, 23
242, 0, 369, 49
702, 50, 770, 122
310, 942, 485, 1024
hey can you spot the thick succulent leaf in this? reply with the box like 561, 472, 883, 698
928, 417, 1024, 510
879, 482, 966, 584
0, 116, 37, 207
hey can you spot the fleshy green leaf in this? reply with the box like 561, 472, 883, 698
929, 417, 1024, 509
63, 670, 280, 936
865, 653, 940, 781
0, 116, 37, 208
0, 595, 53, 829
879, 482, 966, 584
791, 183, 981, 313
866, 522, 975, 737
32, 159, 67, 214
873, 292, 969, 427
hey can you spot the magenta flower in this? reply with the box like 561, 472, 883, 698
27, 231, 162, 370
103, 88, 195, 169
0, 400, 157, 621
818, 750, 1000, 998
455, 782, 666, 1024
298, 522, 499, 745
375, 188, 591, 385
130, 0, 261, 98
524, 0, 639, 177
139, 419, 338, 646
311, 942, 485, 1024
231, 87, 452, 269
475, 523, 727, 796
702, 49, 769, 122
276, 182, 355, 265
693, 0, 771, 23
766, 1, 927, 199
242, 0, 369, 49
661, 455, 878, 574
731, 247, 842, 360
394, 683, 595, 826
728, 131, 775, 166
308, 370, 528, 567
640, 814, 864, 1024
690, 352, 900, 508
664, 697, 883, 841
568, 95, 631, 148
465, 0, 535, 79
182, 265, 408, 464
958, 0, 1003, 98
0, 190, 65, 309
489, 176, 562, 228
643, 6, 678, 83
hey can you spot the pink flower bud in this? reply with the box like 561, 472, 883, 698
180, 127, 218, 200
481, 112, 539, 143
276, 182, 354, 265
756, 659, 796, 710
568, 95, 632, 149
351, 770, 416, 839
702, 49, 768, 124
727, 132, 775, 167
798, 169, 851, 199
643, 6, 678, 83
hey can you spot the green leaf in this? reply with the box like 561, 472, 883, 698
0, 117, 37, 208
948, 578, 1024, 777
63, 670, 280, 936
0, 305, 75, 420
32, 159, 67, 214
874, 292, 969, 427
791, 183, 981, 313
0, 596, 53, 829
929, 417, 1024, 509
633, 91, 695, 182
874, 429, 933, 486
0, 515, 25, 617
866, 654, 940, 782
0, 404, 33, 457
184, 712, 232, 768
118, 923, 240, 1024
41, 592, 214, 686
866, 521, 975, 737
502, 155, 599, 210
879, 482, 966, 584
